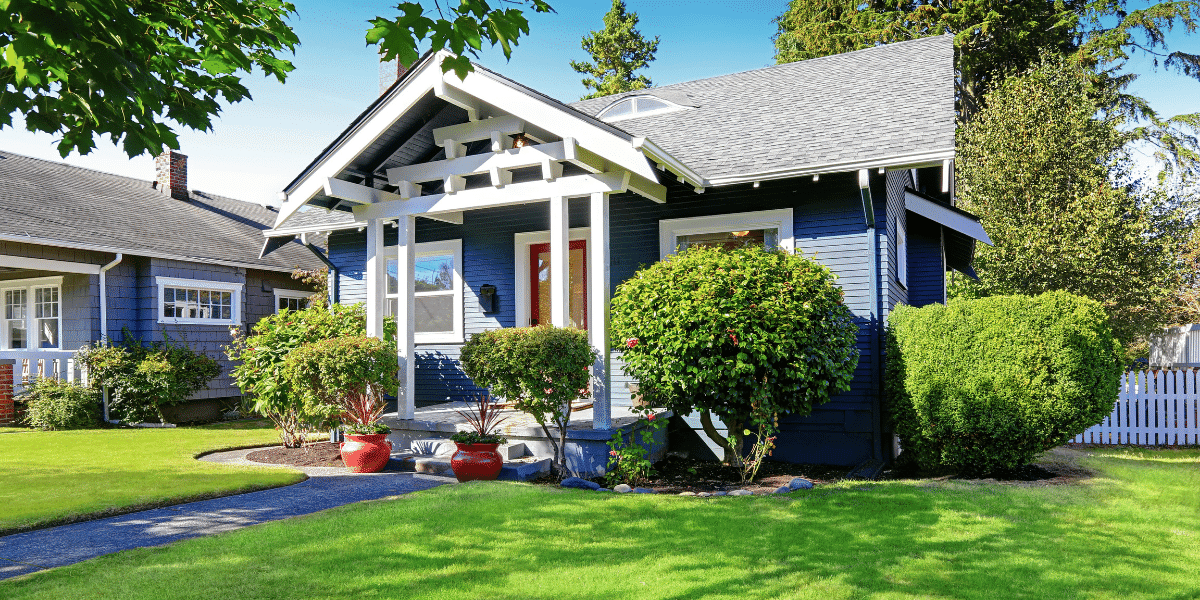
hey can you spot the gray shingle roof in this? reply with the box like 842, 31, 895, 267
569, 35, 955, 183
0, 151, 323, 272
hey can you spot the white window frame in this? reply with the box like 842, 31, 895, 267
896, 220, 908, 289
598, 95, 688, 122
514, 228, 590, 330
156, 277, 243, 326
388, 239, 464, 345
0, 276, 63, 351
658, 208, 794, 260
273, 288, 312, 314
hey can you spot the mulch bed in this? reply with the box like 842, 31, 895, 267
245, 443, 346, 468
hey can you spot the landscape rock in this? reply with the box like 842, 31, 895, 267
678, 491, 696, 496
774, 486, 791, 494
597, 488, 612, 492
613, 484, 633, 493
788, 477, 814, 490
729, 489, 753, 496
633, 487, 654, 494
697, 492, 713, 498
714, 491, 728, 496
561, 477, 601, 491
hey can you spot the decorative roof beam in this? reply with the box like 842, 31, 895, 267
433, 116, 524, 147
434, 79, 480, 121
386, 140, 593, 185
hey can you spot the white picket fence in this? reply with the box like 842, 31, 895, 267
1073, 369, 1200, 446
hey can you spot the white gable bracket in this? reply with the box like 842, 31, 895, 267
434, 79, 479, 121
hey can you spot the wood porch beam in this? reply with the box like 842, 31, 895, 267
432, 116, 524, 147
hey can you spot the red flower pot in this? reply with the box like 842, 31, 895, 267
339, 433, 393, 473
450, 442, 503, 482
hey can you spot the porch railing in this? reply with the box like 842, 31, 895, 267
0, 350, 87, 396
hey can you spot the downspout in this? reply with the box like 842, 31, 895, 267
99, 253, 123, 424
858, 170, 883, 462
300, 233, 339, 305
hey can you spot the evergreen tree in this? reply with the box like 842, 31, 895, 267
570, 0, 660, 100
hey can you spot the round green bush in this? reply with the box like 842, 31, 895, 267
283, 336, 399, 434
608, 244, 859, 463
886, 291, 1122, 474
21, 377, 101, 430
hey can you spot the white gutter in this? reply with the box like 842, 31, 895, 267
706, 148, 956, 187
0, 233, 303, 275
99, 253, 123, 424
631, 137, 707, 190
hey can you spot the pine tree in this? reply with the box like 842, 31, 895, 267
570, 0, 660, 100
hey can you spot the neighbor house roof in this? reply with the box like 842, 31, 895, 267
570, 35, 956, 185
0, 151, 322, 272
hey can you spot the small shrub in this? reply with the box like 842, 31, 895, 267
461, 325, 597, 476
282, 336, 399, 436
79, 332, 220, 424
605, 410, 664, 487
886, 291, 1122, 474
21, 377, 100, 430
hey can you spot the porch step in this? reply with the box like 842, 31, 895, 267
411, 454, 551, 482
408, 439, 529, 460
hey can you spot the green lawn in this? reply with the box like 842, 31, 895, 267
3, 447, 1198, 599
0, 420, 304, 534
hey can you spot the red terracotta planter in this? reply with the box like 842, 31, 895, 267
450, 442, 503, 482
339, 433, 393, 473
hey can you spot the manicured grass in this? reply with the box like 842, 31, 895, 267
4, 448, 1198, 599
0, 420, 303, 534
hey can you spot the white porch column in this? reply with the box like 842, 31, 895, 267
588, 192, 612, 430
364, 218, 386, 338
396, 215, 416, 420
549, 194, 570, 328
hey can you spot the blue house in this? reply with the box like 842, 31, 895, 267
264, 35, 990, 466
0, 151, 324, 422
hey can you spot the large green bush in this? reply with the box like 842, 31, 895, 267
283, 336, 399, 435
79, 332, 221, 424
609, 245, 859, 464
20, 377, 101, 430
226, 303, 395, 447
460, 325, 597, 476
886, 291, 1122, 474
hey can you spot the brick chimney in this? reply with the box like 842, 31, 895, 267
154, 150, 188, 200
378, 58, 410, 95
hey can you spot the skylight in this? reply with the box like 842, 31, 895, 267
597, 95, 684, 122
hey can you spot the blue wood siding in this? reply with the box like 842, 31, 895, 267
906, 214, 946, 307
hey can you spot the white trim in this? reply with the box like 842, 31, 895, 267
155, 276, 243, 326
658, 209, 794, 260
514, 228, 590, 329
0, 277, 64, 351
896, 220, 908, 289
273, 288, 312, 313
386, 239, 465, 345
598, 95, 689, 123
0, 255, 101, 275
904, 190, 992, 245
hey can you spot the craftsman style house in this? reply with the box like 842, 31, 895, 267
0, 151, 323, 420
264, 35, 990, 465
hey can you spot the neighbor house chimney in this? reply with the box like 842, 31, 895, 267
154, 150, 188, 200
378, 58, 410, 95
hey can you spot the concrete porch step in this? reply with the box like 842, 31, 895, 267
410, 454, 551, 481
408, 439, 529, 460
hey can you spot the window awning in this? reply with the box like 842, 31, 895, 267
905, 188, 991, 279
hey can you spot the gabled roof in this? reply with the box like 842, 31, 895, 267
570, 35, 955, 185
0, 151, 322, 273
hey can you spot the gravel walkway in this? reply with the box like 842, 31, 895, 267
0, 448, 454, 581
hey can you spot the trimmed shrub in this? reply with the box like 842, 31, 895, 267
79, 332, 221, 424
886, 291, 1122, 474
461, 325, 597, 476
21, 377, 101, 430
608, 244, 859, 465
283, 336, 399, 435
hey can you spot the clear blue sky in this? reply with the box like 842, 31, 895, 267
2, 0, 1196, 205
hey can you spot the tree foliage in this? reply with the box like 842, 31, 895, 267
367, 0, 555, 81
569, 0, 659, 100
609, 245, 859, 466
954, 55, 1189, 349
0, 0, 300, 158
283, 336, 398, 436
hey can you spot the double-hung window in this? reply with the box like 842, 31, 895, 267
658, 208, 794, 259
274, 289, 312, 313
1, 276, 62, 350
386, 239, 463, 344
156, 277, 242, 325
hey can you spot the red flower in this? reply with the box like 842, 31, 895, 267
609, 450, 619, 457
626, 338, 639, 349
647, 414, 656, 421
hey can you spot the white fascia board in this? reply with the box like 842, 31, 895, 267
353, 172, 630, 222
904, 190, 993, 245
631, 137, 707, 190
0, 234, 300, 274
707, 148, 956, 187
264, 220, 363, 238
273, 63, 446, 229
445, 72, 660, 183
0, 255, 102, 275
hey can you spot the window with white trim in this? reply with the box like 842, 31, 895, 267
0, 276, 62, 350
274, 289, 312, 313
386, 239, 463, 344
598, 95, 686, 122
896, 220, 908, 288
156, 277, 242, 325
658, 209, 794, 259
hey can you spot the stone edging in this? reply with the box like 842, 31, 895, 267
558, 476, 815, 496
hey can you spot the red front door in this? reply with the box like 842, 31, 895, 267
529, 240, 587, 328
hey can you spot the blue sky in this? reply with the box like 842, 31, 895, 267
2, 0, 1196, 205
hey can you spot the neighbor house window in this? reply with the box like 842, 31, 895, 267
0, 276, 62, 350
386, 239, 463, 344
658, 209, 794, 260
156, 277, 242, 325
274, 289, 312, 313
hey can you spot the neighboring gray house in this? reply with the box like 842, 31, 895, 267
1150, 324, 1200, 368
264, 36, 991, 466
0, 150, 325, 408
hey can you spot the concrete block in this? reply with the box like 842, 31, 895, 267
498, 442, 526, 460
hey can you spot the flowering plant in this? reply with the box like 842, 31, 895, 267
736, 424, 777, 483
604, 409, 665, 487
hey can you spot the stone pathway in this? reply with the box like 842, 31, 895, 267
0, 449, 455, 581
